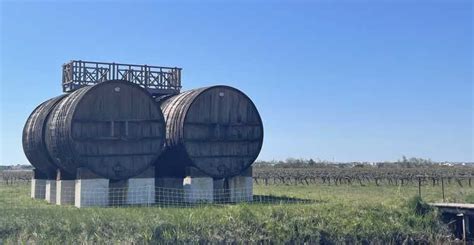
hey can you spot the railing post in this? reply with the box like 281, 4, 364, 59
107, 63, 111, 81
112, 63, 116, 80
61, 63, 66, 91
77, 61, 81, 86
418, 177, 422, 197
178, 68, 182, 89
96, 63, 99, 81
80, 61, 85, 85
145, 65, 148, 87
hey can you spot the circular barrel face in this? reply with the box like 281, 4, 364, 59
160, 86, 264, 178
46, 80, 166, 180
22, 95, 67, 177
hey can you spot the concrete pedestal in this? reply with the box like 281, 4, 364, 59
75, 179, 109, 208
229, 166, 253, 202
31, 169, 49, 200
183, 177, 213, 203
31, 179, 46, 199
127, 178, 155, 205
56, 180, 75, 205
228, 176, 253, 202
155, 166, 254, 204
212, 167, 253, 203
45, 180, 56, 203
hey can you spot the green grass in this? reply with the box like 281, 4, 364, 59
1, 182, 472, 243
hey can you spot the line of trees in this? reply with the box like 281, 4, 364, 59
255, 156, 472, 168
0, 164, 33, 171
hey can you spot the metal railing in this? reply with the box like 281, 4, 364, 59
62, 60, 182, 95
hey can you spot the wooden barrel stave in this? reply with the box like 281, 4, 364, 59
157, 85, 263, 178
22, 95, 68, 178
44, 80, 166, 180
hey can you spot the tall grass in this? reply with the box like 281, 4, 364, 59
1, 183, 469, 243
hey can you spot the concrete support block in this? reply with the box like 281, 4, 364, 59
228, 176, 253, 202
56, 180, 75, 205
126, 178, 155, 205
45, 180, 56, 203
31, 179, 46, 199
183, 177, 213, 203
75, 179, 109, 208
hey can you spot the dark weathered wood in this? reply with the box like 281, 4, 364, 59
156, 86, 264, 178
44, 80, 166, 180
22, 95, 67, 178
62, 60, 182, 96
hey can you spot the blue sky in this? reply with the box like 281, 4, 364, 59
0, 1, 472, 165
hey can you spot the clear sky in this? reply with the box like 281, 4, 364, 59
0, 1, 472, 165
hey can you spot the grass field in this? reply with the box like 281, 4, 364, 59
1, 182, 473, 243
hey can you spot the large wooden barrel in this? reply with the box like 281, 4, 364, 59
22, 95, 67, 178
157, 85, 264, 178
45, 80, 166, 180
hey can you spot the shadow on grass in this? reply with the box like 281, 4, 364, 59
0, 183, 320, 209
0, 196, 321, 210
251, 194, 318, 204
147, 195, 320, 208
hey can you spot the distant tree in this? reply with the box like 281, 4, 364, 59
395, 156, 434, 168
254, 160, 273, 166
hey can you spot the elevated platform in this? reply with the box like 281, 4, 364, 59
62, 60, 182, 96
431, 203, 474, 215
